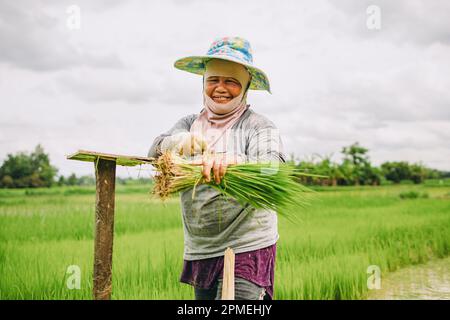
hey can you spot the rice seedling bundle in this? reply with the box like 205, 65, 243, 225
152, 152, 320, 220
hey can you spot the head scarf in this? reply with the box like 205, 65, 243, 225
190, 59, 251, 153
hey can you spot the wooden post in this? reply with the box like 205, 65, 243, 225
221, 247, 235, 300
93, 158, 116, 300
67, 150, 154, 300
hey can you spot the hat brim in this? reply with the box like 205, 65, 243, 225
174, 55, 271, 93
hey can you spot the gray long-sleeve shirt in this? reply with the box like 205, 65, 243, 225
148, 108, 286, 260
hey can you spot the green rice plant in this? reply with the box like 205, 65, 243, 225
1, 183, 450, 299
152, 152, 321, 220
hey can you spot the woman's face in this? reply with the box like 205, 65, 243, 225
205, 76, 242, 104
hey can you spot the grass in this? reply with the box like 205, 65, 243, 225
0, 183, 449, 299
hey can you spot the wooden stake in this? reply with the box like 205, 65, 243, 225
93, 158, 116, 300
67, 150, 154, 300
221, 247, 235, 300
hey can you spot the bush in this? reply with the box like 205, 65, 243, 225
399, 191, 429, 199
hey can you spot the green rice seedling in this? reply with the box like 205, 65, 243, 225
1, 183, 449, 299
152, 152, 321, 220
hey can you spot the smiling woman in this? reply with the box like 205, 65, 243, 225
148, 37, 283, 301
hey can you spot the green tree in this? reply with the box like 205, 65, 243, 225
360, 163, 382, 186
341, 142, 371, 185
0, 144, 58, 188
57, 175, 66, 186
67, 173, 78, 186
313, 155, 341, 186
381, 161, 411, 183
1, 175, 14, 188
409, 163, 427, 184
337, 160, 356, 186
30, 144, 58, 187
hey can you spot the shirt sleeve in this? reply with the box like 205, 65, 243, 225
245, 115, 286, 164
147, 114, 197, 158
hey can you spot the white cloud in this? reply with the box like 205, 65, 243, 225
0, 0, 449, 177
0, 1, 125, 71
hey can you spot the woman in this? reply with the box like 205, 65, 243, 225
148, 37, 285, 300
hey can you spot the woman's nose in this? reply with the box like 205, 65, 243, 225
215, 84, 227, 93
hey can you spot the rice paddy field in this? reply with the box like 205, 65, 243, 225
0, 181, 449, 300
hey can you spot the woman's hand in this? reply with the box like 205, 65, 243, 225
203, 153, 228, 184
161, 132, 208, 156
192, 153, 245, 184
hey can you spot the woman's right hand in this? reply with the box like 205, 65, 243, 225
161, 132, 208, 156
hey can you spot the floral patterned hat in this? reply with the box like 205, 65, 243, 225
174, 37, 271, 93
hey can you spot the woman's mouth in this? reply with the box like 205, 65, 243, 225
212, 96, 232, 103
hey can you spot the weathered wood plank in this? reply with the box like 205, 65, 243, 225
93, 158, 116, 300
67, 149, 154, 167
221, 247, 235, 300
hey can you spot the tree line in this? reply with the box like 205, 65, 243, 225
0, 145, 150, 188
292, 142, 447, 186
0, 144, 448, 188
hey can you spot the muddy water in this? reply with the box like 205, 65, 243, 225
368, 257, 450, 300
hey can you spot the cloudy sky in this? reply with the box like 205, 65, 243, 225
1, 0, 449, 178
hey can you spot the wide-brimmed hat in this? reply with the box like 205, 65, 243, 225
174, 37, 271, 93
